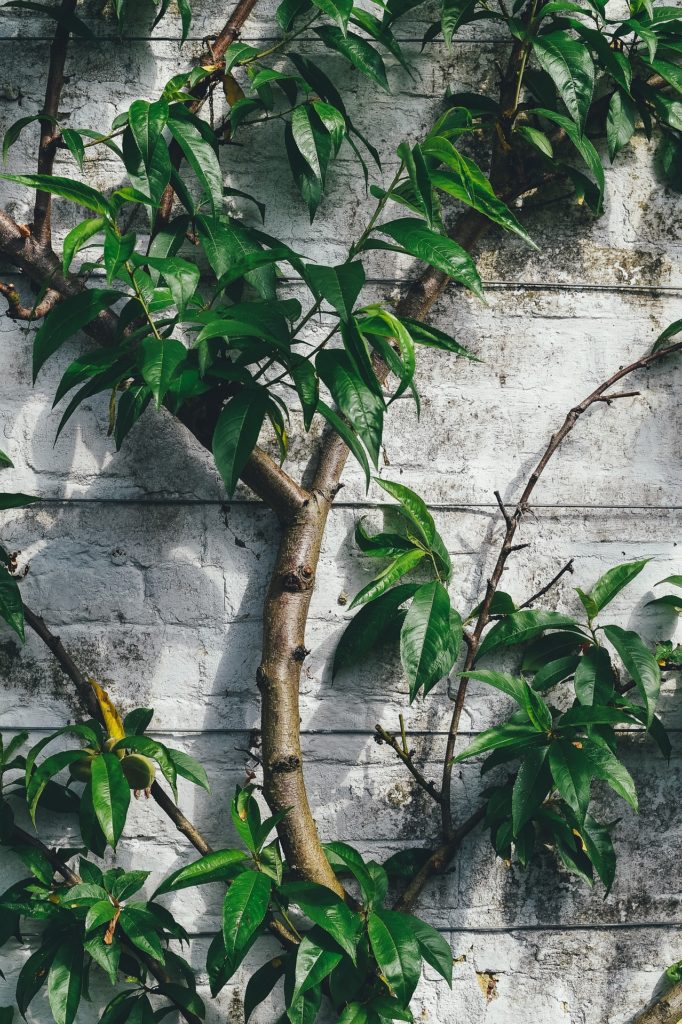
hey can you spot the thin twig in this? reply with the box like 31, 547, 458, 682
0, 282, 60, 320
439, 344, 681, 842
375, 724, 441, 803
517, 558, 575, 611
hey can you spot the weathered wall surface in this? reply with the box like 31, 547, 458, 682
0, 2, 680, 1022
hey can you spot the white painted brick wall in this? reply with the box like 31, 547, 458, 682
0, 3, 680, 1021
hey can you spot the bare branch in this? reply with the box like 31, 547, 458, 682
517, 558, 575, 611
33, 0, 78, 245
439, 341, 682, 840
393, 805, 486, 913
374, 724, 441, 803
0, 281, 60, 320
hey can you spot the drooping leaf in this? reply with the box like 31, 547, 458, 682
222, 870, 272, 962
606, 89, 637, 162
168, 108, 223, 213
548, 739, 592, 822
400, 581, 460, 700
477, 610, 580, 661
33, 289, 122, 382
315, 26, 389, 90
374, 478, 435, 545
406, 915, 453, 985
244, 957, 287, 1022
602, 625, 661, 725
333, 582, 419, 678
367, 910, 421, 1005
316, 350, 384, 467
350, 548, 427, 608
369, 218, 484, 298
512, 745, 551, 835
47, 942, 83, 1024
577, 559, 649, 619
139, 337, 187, 408
583, 738, 638, 811
573, 646, 615, 706
292, 929, 343, 1004
533, 108, 604, 207
317, 399, 371, 485
62, 217, 105, 274
452, 720, 545, 762
90, 752, 130, 848
280, 881, 361, 961
0, 566, 25, 641
532, 31, 595, 130
154, 849, 247, 897
0, 172, 113, 216
305, 261, 365, 320
212, 389, 270, 497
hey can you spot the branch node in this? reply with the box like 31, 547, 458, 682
270, 755, 301, 774
281, 564, 315, 592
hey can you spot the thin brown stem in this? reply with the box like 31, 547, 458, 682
0, 282, 60, 320
517, 558, 575, 611
632, 982, 682, 1024
439, 342, 682, 840
374, 724, 441, 803
33, 0, 77, 245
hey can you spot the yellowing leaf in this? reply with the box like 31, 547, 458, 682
89, 678, 125, 741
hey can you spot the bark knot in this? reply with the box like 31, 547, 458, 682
270, 755, 301, 773
292, 644, 310, 662
281, 564, 315, 592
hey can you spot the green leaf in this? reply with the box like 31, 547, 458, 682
515, 124, 554, 158
315, 26, 389, 90
128, 99, 169, 165
532, 30, 595, 131
355, 520, 415, 558
423, 137, 537, 248
317, 350, 384, 467
452, 720, 545, 762
2, 114, 40, 162
62, 217, 105, 274
441, 0, 476, 46
61, 129, 85, 172
360, 307, 416, 398
579, 559, 649, 618
119, 906, 165, 963
533, 107, 604, 207
477, 610, 580, 661
33, 289, 122, 382
16, 942, 58, 1017
512, 745, 551, 834
548, 739, 592, 822
285, 121, 322, 220
168, 108, 223, 213
167, 747, 210, 791
317, 398, 371, 485
0, 569, 24, 638
222, 870, 272, 961
573, 646, 615, 706
142, 256, 199, 312
652, 319, 682, 353
400, 581, 460, 700
583, 738, 638, 811
305, 261, 365, 320
84, 900, 118, 932
115, 385, 151, 450
310, 0, 352, 32
333, 582, 419, 678
103, 228, 135, 284
370, 218, 483, 297
26, 749, 88, 822
0, 492, 38, 510
606, 89, 637, 162
406, 915, 452, 985
0, 173, 113, 216
374, 478, 435, 545
557, 704, 637, 728
244, 957, 287, 1022
139, 337, 187, 409
280, 881, 361, 961
90, 752, 130, 848
292, 929, 343, 1004
646, 593, 682, 612
154, 849, 247, 897
463, 669, 552, 732
397, 141, 434, 227
367, 910, 421, 1005
47, 943, 83, 1024
291, 104, 332, 186
212, 389, 270, 497
532, 655, 580, 692
602, 625, 661, 725
350, 548, 427, 608
197, 215, 276, 300
290, 356, 319, 431
575, 812, 616, 891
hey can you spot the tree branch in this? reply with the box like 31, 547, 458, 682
516, 558, 575, 610
374, 724, 441, 803
439, 342, 682, 840
631, 982, 682, 1024
0, 281, 60, 320
33, 0, 77, 245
